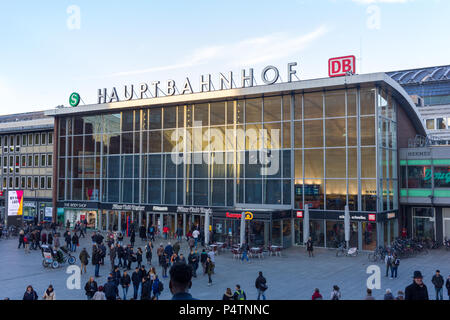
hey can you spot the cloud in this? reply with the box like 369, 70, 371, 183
110, 25, 329, 77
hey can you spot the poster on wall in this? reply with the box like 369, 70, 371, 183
44, 207, 53, 221
8, 190, 24, 216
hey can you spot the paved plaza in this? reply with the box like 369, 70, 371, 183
1, 230, 449, 300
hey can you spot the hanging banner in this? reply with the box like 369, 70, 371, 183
8, 190, 24, 216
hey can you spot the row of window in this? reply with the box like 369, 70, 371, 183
2, 176, 52, 190
400, 165, 450, 189
1, 154, 53, 173
0, 132, 53, 152
425, 117, 450, 131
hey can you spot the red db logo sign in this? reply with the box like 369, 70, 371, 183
328, 55, 356, 77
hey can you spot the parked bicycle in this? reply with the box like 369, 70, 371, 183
368, 246, 387, 262
336, 241, 358, 257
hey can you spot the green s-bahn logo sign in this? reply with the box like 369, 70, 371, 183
69, 92, 81, 107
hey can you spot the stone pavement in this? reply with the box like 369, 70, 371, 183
1, 229, 449, 300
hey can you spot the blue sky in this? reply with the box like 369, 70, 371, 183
0, 0, 449, 114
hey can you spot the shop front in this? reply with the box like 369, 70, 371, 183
57, 201, 99, 229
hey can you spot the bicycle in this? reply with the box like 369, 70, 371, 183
336, 242, 358, 257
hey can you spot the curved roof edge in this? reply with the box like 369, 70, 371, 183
45, 72, 426, 136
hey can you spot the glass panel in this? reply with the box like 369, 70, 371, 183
326, 118, 346, 147
245, 98, 262, 123
408, 166, 432, 188
347, 89, 357, 116
263, 96, 281, 122
304, 149, 323, 178
294, 94, 302, 120
360, 88, 376, 115
326, 148, 346, 178
194, 180, 208, 205
245, 179, 262, 204
362, 222, 377, 251
325, 90, 345, 118
283, 122, 291, 148
426, 119, 435, 130
360, 116, 375, 145
121, 111, 133, 132
194, 103, 209, 126
264, 179, 282, 204
326, 221, 345, 248
148, 131, 162, 153
149, 108, 162, 130
361, 179, 377, 211
326, 180, 346, 210
304, 120, 323, 148
304, 92, 323, 119
434, 167, 450, 188
211, 180, 225, 206
348, 179, 358, 211
361, 147, 376, 178
310, 220, 325, 247
294, 121, 302, 148
283, 95, 291, 121
148, 180, 161, 204
210, 102, 226, 126
163, 106, 177, 129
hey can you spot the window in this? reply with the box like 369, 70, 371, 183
21, 155, 26, 167
408, 166, 432, 188
437, 118, 447, 130
47, 154, 53, 166
34, 155, 39, 167
22, 134, 27, 146
33, 176, 39, 189
433, 167, 450, 188
21, 177, 26, 189
41, 133, 47, 145
27, 155, 33, 167
47, 176, 52, 189
15, 177, 19, 189
9, 155, 13, 167
28, 133, 33, 145
41, 154, 46, 167
34, 133, 40, 145
48, 132, 53, 144
426, 119, 435, 130
40, 176, 46, 189
16, 135, 20, 146
27, 177, 32, 189
9, 177, 13, 188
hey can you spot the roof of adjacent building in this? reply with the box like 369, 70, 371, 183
0, 111, 53, 134
387, 65, 450, 85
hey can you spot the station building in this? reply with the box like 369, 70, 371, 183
45, 72, 427, 250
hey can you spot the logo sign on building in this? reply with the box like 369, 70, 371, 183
8, 190, 24, 216
328, 55, 356, 78
69, 92, 81, 107
225, 211, 253, 220
368, 214, 376, 222
296, 211, 303, 218
45, 207, 53, 221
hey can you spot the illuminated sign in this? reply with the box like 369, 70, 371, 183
69, 92, 81, 107
8, 190, 24, 216
296, 211, 303, 218
368, 214, 376, 222
226, 211, 253, 220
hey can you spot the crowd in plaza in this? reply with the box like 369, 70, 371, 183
3, 220, 450, 300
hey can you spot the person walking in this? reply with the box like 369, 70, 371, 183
140, 276, 152, 300
365, 288, 375, 300
188, 237, 195, 251
130, 230, 136, 247
206, 257, 214, 286
18, 229, 25, 249
132, 267, 141, 300
42, 285, 55, 300
330, 285, 341, 300
200, 249, 208, 274
109, 244, 116, 269
71, 232, 79, 252
188, 250, 198, 278
92, 286, 106, 300
84, 277, 98, 300
41, 232, 47, 245
384, 289, 394, 300
164, 242, 174, 259
112, 266, 121, 288
391, 253, 400, 279
23, 285, 38, 300
173, 241, 181, 255
306, 237, 314, 257
161, 252, 169, 278
92, 244, 102, 278
157, 244, 165, 266
431, 269, 444, 300
139, 225, 146, 242
65, 231, 71, 249
255, 271, 267, 300
384, 251, 393, 278
47, 232, 53, 246
79, 247, 90, 275
445, 275, 450, 300
53, 234, 60, 250
223, 288, 234, 300
145, 241, 153, 265
24, 234, 30, 254
241, 242, 249, 263
192, 229, 200, 248
233, 284, 246, 300
120, 271, 131, 300
405, 271, 429, 300
312, 288, 323, 300
136, 247, 143, 268
152, 275, 162, 300
126, 246, 136, 270
117, 244, 124, 268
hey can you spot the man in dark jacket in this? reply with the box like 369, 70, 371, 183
112, 266, 121, 288
120, 271, 131, 300
165, 242, 174, 258
446, 275, 450, 300
255, 271, 267, 300
117, 244, 124, 268
169, 262, 197, 300
141, 276, 152, 300
132, 267, 141, 300
103, 277, 119, 300
92, 245, 102, 277
405, 271, 429, 300
431, 269, 444, 300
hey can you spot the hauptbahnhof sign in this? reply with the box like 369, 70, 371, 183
97, 62, 299, 104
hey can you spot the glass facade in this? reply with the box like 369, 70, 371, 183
55, 84, 408, 249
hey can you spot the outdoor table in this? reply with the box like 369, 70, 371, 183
269, 245, 282, 256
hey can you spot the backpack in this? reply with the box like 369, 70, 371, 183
332, 292, 340, 300
394, 258, 400, 266
158, 281, 164, 292
236, 290, 245, 300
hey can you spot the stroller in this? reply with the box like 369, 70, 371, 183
41, 244, 77, 269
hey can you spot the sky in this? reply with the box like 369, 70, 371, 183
0, 0, 449, 114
